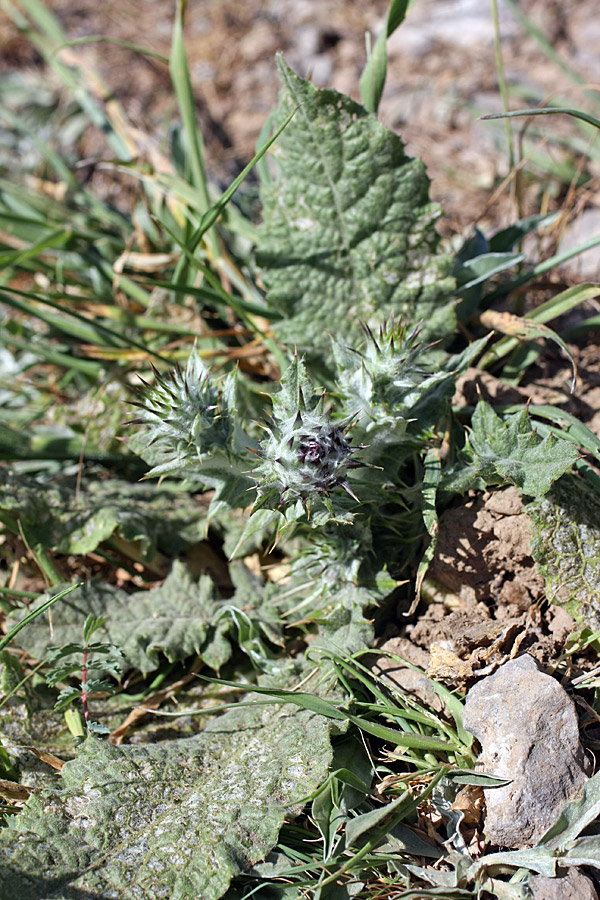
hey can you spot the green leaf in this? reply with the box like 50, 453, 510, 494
0, 706, 332, 900
359, 0, 416, 114
311, 737, 373, 858
0, 583, 81, 653
414, 447, 441, 608
527, 476, 600, 630
466, 845, 556, 881
198, 676, 350, 721
454, 251, 524, 291
539, 769, 600, 849
461, 771, 600, 884
169, 0, 212, 228
202, 676, 456, 751
8, 562, 237, 674
482, 106, 600, 131
0, 468, 210, 559
447, 770, 511, 788
345, 791, 414, 849
562, 835, 600, 868
82, 615, 106, 643
258, 57, 455, 356
480, 283, 600, 376
488, 212, 560, 252
505, 404, 600, 464
468, 401, 578, 497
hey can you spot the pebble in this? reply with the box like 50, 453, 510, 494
530, 867, 599, 900
463, 654, 588, 848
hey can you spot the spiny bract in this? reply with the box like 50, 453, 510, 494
127, 349, 235, 463
334, 319, 430, 428
252, 357, 361, 522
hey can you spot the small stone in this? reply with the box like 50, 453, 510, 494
370, 638, 444, 712
463, 655, 588, 848
530, 867, 599, 900
558, 208, 600, 280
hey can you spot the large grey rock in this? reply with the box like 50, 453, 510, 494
530, 867, 599, 900
463, 654, 588, 848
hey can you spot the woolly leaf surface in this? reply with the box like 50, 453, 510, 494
8, 562, 237, 674
0, 468, 208, 558
0, 706, 332, 900
527, 475, 600, 630
258, 57, 455, 355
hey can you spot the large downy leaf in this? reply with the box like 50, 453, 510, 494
258, 56, 455, 356
0, 703, 332, 900
8, 561, 263, 674
0, 467, 209, 559
527, 475, 600, 630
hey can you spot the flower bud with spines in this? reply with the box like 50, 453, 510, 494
127, 349, 236, 476
252, 356, 362, 524
332, 318, 431, 461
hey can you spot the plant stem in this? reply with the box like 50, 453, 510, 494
491, 0, 514, 171
81, 646, 89, 724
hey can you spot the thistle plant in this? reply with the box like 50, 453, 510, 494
332, 319, 433, 457
126, 326, 478, 581
345, 319, 429, 411
126, 325, 460, 535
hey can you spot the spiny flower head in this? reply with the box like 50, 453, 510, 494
359, 319, 430, 405
332, 318, 433, 449
252, 356, 362, 522
127, 349, 234, 463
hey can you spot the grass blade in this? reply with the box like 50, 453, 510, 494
0, 288, 170, 363
198, 676, 457, 751
168, 0, 215, 256
54, 36, 169, 65
491, 0, 514, 169
185, 107, 297, 257
480, 308, 578, 391
480, 283, 600, 373
4, 0, 134, 159
0, 583, 82, 652
482, 107, 600, 132
485, 238, 600, 301
359, 0, 417, 114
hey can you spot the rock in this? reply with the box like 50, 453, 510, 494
530, 867, 599, 900
463, 655, 588, 848
558, 208, 600, 281
370, 638, 444, 711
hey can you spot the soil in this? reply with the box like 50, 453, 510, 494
375, 484, 578, 693
428, 486, 545, 607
